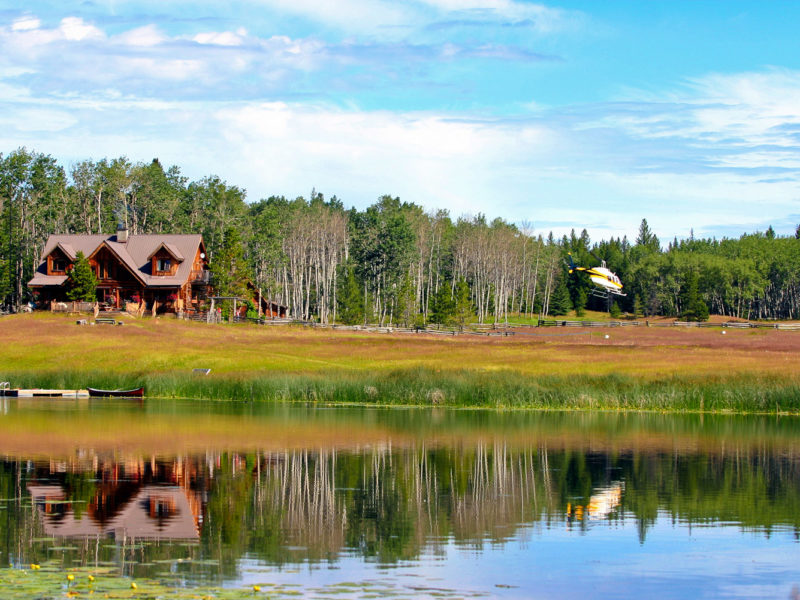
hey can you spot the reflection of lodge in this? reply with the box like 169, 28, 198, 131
27, 456, 203, 541
28, 485, 198, 540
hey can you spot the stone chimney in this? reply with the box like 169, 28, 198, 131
116, 223, 129, 243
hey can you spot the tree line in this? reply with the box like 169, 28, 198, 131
2, 147, 799, 322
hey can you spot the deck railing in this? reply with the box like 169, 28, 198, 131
191, 270, 212, 284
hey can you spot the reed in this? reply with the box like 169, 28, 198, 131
2, 367, 797, 414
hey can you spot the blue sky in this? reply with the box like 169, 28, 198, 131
1, 1, 799, 242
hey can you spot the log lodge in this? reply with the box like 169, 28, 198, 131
29, 225, 212, 314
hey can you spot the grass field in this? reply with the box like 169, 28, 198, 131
1, 312, 799, 413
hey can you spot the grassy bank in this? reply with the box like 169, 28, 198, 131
3, 367, 798, 414
1, 313, 799, 413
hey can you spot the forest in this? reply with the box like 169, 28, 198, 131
2, 147, 799, 323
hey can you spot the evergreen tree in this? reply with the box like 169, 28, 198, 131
633, 294, 643, 318
574, 287, 587, 317
393, 272, 417, 327
66, 251, 97, 301
453, 278, 473, 330
549, 277, 572, 316
336, 265, 364, 325
429, 283, 455, 327
635, 218, 660, 252
679, 270, 709, 321
210, 227, 250, 299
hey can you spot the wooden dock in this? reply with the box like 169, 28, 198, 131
0, 388, 90, 398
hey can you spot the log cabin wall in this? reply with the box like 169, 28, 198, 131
151, 249, 180, 277
89, 246, 145, 307
47, 248, 70, 276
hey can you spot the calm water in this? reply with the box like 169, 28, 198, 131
0, 399, 799, 599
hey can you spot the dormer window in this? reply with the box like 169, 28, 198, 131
52, 258, 67, 273
157, 258, 171, 273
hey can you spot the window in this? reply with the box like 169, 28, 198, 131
51, 258, 66, 273
157, 258, 171, 273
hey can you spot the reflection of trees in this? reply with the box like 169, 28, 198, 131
201, 444, 560, 565
259, 450, 345, 561
1, 444, 799, 580
448, 444, 557, 546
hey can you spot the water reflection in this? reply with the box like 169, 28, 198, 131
0, 403, 798, 597
2, 443, 799, 575
29, 484, 198, 540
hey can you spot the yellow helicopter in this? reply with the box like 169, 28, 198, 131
568, 252, 626, 298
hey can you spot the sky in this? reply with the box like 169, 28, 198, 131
1, 1, 799, 243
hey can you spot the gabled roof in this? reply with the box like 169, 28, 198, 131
88, 240, 147, 285
147, 242, 184, 262
29, 233, 205, 289
54, 242, 76, 261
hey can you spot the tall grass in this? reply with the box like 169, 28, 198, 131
2, 314, 798, 413
2, 367, 797, 414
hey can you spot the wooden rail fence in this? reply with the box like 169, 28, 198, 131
171, 311, 800, 333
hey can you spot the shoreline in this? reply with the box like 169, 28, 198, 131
1, 368, 798, 415
1, 313, 799, 415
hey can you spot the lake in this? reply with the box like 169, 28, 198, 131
0, 399, 798, 599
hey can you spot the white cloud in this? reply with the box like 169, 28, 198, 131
1, 15, 104, 49
192, 30, 246, 47
0, 107, 77, 132
0, 16, 328, 93
114, 25, 166, 47
11, 16, 41, 31
245, 0, 578, 37
617, 69, 800, 149
59, 17, 104, 41
116, 57, 205, 81
254, 0, 415, 34
418, 0, 574, 32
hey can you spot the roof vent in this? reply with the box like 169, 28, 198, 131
116, 223, 128, 243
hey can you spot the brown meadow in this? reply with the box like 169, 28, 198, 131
2, 312, 799, 378
1, 313, 798, 413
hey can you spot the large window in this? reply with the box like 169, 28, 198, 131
157, 258, 171, 273
51, 258, 66, 273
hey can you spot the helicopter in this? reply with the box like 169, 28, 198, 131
567, 252, 626, 298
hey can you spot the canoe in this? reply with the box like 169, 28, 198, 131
87, 387, 144, 398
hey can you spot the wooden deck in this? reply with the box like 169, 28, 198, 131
0, 388, 89, 398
